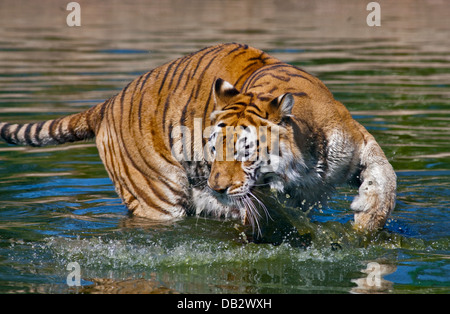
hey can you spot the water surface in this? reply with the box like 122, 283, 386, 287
0, 0, 449, 293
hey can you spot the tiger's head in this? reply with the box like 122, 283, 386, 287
207, 78, 296, 225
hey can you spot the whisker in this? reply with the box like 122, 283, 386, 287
249, 182, 271, 187
241, 196, 254, 233
191, 180, 207, 188
189, 175, 209, 179
243, 194, 263, 238
248, 190, 272, 223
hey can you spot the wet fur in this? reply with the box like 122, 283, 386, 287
0, 43, 396, 231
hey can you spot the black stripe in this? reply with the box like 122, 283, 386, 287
216, 111, 240, 121
102, 140, 120, 192
99, 98, 109, 121
246, 110, 269, 120
266, 72, 291, 82
247, 51, 265, 62
119, 82, 132, 138
34, 121, 46, 145
271, 64, 313, 82
190, 45, 224, 81
161, 97, 171, 132
223, 103, 245, 111
23, 124, 35, 146
168, 123, 174, 151
9, 124, 18, 143
139, 70, 153, 91
14, 124, 25, 144
180, 89, 194, 126
241, 62, 283, 90
249, 82, 270, 89
178, 91, 194, 161
173, 57, 193, 91
202, 85, 214, 137
291, 92, 308, 97
234, 67, 257, 88
0, 123, 12, 144
58, 119, 68, 142
234, 56, 273, 88
120, 81, 132, 111
241, 60, 259, 72
247, 103, 262, 113
127, 81, 140, 135
256, 94, 273, 101
243, 114, 257, 127
131, 73, 144, 102
268, 86, 278, 94
106, 133, 137, 209
227, 43, 247, 57
194, 53, 221, 99
158, 60, 177, 94
49, 119, 64, 144
69, 114, 83, 140
242, 62, 311, 91
290, 63, 314, 76
167, 57, 185, 91
137, 92, 145, 134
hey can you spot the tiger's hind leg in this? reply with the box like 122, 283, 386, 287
96, 126, 189, 221
350, 124, 396, 231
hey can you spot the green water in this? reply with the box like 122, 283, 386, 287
0, 0, 449, 293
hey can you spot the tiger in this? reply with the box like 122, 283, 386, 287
0, 43, 396, 232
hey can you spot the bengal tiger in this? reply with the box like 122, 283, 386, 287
0, 43, 396, 232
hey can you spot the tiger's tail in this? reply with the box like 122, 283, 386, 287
0, 103, 104, 147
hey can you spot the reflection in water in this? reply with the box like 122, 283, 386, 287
351, 262, 396, 294
79, 278, 178, 294
0, 0, 449, 293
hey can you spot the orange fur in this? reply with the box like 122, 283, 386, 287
0, 43, 396, 230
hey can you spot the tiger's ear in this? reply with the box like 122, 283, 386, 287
214, 78, 240, 106
269, 93, 294, 123
211, 78, 241, 121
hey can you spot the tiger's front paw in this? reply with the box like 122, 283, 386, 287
351, 166, 396, 231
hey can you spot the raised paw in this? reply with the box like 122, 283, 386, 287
351, 160, 397, 231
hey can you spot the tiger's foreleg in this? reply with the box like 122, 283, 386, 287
350, 124, 397, 231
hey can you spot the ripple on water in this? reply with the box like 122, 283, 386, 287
19, 215, 446, 293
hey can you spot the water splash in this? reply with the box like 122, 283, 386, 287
21, 212, 446, 293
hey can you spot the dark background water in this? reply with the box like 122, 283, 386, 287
0, 0, 448, 293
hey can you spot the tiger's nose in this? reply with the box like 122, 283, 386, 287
214, 187, 229, 194
208, 182, 230, 194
